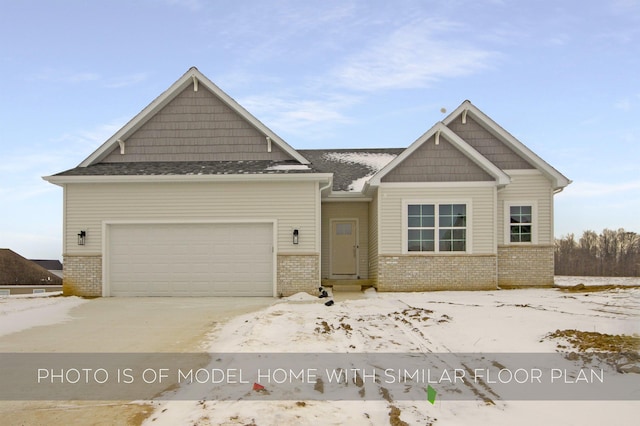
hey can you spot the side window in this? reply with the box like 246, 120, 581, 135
509, 205, 532, 243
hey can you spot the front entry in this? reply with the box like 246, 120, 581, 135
331, 219, 358, 277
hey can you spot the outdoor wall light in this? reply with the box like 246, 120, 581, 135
77, 230, 86, 246
293, 229, 299, 245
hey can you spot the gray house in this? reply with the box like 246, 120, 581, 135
44, 67, 570, 297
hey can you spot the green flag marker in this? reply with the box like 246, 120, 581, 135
427, 385, 437, 405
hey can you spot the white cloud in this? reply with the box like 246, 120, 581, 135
240, 93, 359, 138
332, 19, 497, 91
105, 73, 148, 88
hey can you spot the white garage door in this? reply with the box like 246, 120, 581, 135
107, 223, 273, 296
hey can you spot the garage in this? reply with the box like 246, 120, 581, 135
106, 222, 274, 296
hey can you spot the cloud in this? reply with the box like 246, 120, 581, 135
30, 69, 147, 88
332, 19, 497, 91
31, 69, 101, 83
239, 93, 359, 138
105, 73, 148, 88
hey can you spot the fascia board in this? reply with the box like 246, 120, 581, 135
42, 173, 333, 186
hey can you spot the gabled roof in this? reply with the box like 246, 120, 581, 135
368, 122, 512, 188
79, 67, 309, 167
443, 100, 571, 190
0, 249, 63, 285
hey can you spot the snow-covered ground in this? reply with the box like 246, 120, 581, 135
145, 280, 639, 426
0, 292, 86, 338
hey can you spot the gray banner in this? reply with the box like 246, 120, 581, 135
1, 352, 637, 401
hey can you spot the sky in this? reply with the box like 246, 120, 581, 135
0, 0, 638, 260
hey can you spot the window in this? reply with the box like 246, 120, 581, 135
33, 289, 46, 294
509, 205, 532, 243
407, 203, 467, 252
0, 289, 10, 296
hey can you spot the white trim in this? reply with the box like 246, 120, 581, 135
44, 173, 333, 186
443, 101, 571, 190
369, 122, 511, 187
329, 218, 359, 278
401, 199, 473, 255
102, 219, 278, 297
379, 181, 497, 189
503, 201, 538, 245
503, 169, 544, 175
78, 67, 309, 167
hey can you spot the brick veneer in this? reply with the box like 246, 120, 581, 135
277, 254, 320, 296
63, 255, 102, 296
377, 254, 497, 291
497, 245, 554, 287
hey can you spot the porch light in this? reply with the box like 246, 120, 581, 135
293, 229, 299, 245
77, 230, 86, 246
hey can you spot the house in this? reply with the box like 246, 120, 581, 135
44, 67, 570, 297
0, 249, 63, 295
30, 259, 64, 278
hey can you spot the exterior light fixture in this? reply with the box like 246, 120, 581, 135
293, 229, 299, 245
77, 230, 86, 246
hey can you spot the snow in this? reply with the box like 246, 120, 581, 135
0, 293, 86, 337
266, 164, 310, 171
145, 282, 639, 425
555, 275, 640, 287
323, 152, 397, 191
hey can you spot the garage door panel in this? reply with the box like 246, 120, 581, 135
108, 223, 273, 296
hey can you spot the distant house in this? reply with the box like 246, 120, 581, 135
44, 67, 570, 297
0, 249, 63, 295
30, 259, 64, 278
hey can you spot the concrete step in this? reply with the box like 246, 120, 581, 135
331, 284, 362, 292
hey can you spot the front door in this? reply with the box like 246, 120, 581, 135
331, 220, 357, 276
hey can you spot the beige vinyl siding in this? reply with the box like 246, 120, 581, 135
321, 202, 369, 279
63, 180, 318, 255
498, 170, 554, 245
101, 86, 291, 162
378, 185, 496, 254
368, 193, 379, 283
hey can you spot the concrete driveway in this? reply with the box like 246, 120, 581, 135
0, 297, 275, 425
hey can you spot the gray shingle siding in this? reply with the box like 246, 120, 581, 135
101, 85, 292, 163
447, 115, 534, 170
381, 135, 494, 182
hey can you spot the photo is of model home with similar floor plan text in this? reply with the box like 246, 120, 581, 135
43, 67, 571, 297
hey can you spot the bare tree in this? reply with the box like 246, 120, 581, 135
554, 228, 640, 276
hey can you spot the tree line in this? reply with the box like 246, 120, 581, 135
554, 228, 640, 276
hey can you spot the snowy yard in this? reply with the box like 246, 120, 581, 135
144, 278, 639, 426
0, 280, 637, 425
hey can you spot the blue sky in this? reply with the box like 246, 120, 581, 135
1, 0, 638, 260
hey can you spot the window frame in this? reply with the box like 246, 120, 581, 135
403, 200, 472, 254
504, 201, 537, 245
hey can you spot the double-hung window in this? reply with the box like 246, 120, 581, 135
509, 205, 532, 243
407, 203, 467, 252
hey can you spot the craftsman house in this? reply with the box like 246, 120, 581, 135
44, 67, 570, 297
